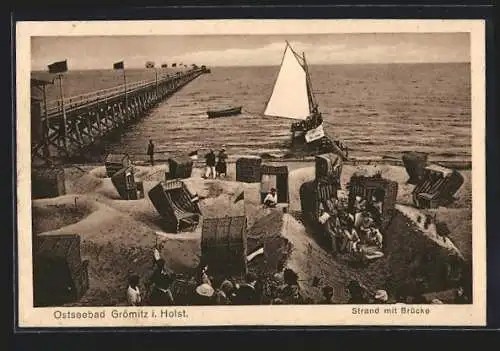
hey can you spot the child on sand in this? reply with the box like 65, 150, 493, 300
127, 274, 142, 306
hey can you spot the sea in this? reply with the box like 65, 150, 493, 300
32, 63, 471, 164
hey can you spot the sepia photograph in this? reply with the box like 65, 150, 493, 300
16, 19, 486, 327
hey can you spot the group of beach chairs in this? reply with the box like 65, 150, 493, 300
105, 153, 201, 234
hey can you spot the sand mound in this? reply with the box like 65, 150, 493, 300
433, 207, 472, 261
32, 195, 97, 235
133, 165, 168, 182
247, 211, 384, 303
279, 214, 389, 302
383, 207, 466, 296
88, 166, 108, 179
65, 168, 103, 194
70, 238, 200, 306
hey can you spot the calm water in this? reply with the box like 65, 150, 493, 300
32, 63, 471, 163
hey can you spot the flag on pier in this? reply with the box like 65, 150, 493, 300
113, 61, 124, 70
48, 60, 68, 74
234, 191, 245, 204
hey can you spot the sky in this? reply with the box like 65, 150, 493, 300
31, 33, 470, 70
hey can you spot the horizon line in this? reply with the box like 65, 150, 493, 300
31, 61, 470, 72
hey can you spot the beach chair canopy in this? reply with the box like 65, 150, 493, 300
402, 151, 428, 184
148, 180, 202, 233
424, 164, 454, 178
105, 153, 131, 177
412, 164, 464, 209
31, 166, 66, 199
236, 156, 262, 183
315, 153, 343, 183
260, 165, 289, 204
167, 156, 194, 179
201, 216, 248, 279
105, 153, 130, 165
34, 234, 89, 306
347, 175, 399, 228
111, 166, 140, 200
300, 179, 339, 225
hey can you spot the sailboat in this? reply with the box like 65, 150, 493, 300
264, 41, 348, 159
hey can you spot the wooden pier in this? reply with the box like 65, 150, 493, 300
31, 68, 208, 165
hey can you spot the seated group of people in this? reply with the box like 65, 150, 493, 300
291, 106, 323, 133
318, 193, 385, 261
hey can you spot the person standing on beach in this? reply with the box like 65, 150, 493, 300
148, 258, 175, 306
147, 140, 155, 166
204, 149, 216, 179
216, 147, 228, 178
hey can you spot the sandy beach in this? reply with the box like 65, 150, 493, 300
31, 160, 472, 306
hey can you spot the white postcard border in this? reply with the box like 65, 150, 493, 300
16, 19, 486, 328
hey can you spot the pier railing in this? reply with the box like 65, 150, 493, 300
31, 68, 209, 165
44, 72, 191, 117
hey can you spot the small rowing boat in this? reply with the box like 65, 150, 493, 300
207, 106, 242, 119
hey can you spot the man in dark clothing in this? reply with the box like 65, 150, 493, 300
347, 280, 369, 304
147, 140, 155, 166
204, 149, 216, 179
216, 148, 228, 178
277, 269, 303, 304
232, 272, 260, 305
148, 258, 175, 306
321, 286, 335, 304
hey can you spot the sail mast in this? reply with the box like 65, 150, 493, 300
302, 52, 316, 112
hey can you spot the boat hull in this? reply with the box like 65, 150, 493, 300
207, 106, 242, 118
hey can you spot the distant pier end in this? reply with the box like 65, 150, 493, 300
31, 67, 209, 165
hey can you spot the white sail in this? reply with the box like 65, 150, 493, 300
264, 44, 311, 120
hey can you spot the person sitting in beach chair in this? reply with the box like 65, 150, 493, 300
318, 198, 341, 255
356, 211, 383, 247
263, 188, 278, 208
340, 215, 361, 254
366, 227, 384, 249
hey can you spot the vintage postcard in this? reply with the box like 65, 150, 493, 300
16, 19, 486, 328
